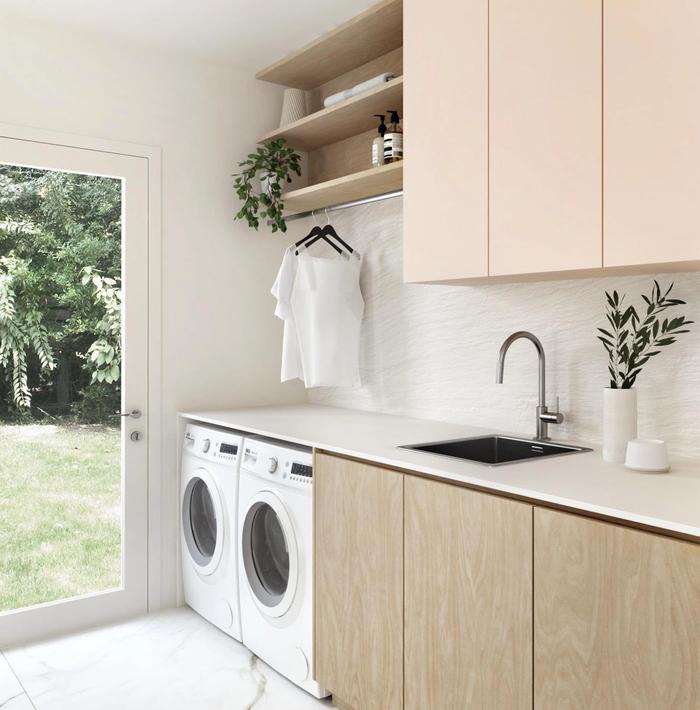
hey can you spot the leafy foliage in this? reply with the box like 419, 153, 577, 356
598, 281, 693, 389
0, 165, 122, 416
0, 256, 54, 406
233, 139, 302, 233
81, 267, 121, 385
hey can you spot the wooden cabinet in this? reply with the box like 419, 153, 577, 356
314, 453, 403, 710
535, 508, 700, 709
403, 0, 488, 282
604, 0, 700, 269
404, 476, 533, 709
403, 0, 700, 282
314, 453, 700, 710
489, 0, 602, 276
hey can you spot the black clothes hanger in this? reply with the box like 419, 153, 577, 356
300, 208, 355, 256
321, 223, 354, 255
294, 211, 341, 255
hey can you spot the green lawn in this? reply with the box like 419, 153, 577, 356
0, 423, 121, 613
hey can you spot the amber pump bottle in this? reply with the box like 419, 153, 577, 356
383, 110, 403, 163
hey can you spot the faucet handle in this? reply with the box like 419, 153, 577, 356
553, 396, 564, 424
540, 397, 564, 425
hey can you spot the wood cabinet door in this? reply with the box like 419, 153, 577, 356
403, 0, 488, 282
535, 508, 700, 709
604, 0, 700, 268
404, 476, 533, 710
314, 453, 403, 710
489, 0, 602, 276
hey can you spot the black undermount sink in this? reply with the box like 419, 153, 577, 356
400, 435, 591, 466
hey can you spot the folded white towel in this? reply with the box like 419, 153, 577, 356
323, 73, 396, 108
324, 88, 354, 108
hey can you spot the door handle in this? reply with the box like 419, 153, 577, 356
114, 409, 142, 419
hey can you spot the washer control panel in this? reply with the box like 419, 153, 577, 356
183, 423, 242, 468
242, 438, 313, 489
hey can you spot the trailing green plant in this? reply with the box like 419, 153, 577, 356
598, 280, 693, 389
81, 267, 121, 385
233, 139, 302, 233
0, 256, 54, 407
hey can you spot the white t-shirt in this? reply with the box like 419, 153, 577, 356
271, 246, 364, 388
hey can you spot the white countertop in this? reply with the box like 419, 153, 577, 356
180, 404, 700, 541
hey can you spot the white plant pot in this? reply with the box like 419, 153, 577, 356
259, 173, 277, 195
603, 387, 638, 463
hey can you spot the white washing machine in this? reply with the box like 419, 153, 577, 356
238, 437, 328, 699
181, 422, 243, 640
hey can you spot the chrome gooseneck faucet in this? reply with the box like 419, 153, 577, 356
496, 331, 563, 441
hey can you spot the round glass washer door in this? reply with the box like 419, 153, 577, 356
241, 490, 298, 618
182, 467, 225, 576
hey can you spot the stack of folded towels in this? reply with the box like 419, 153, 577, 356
323, 73, 396, 108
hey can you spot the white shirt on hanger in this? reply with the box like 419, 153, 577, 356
271, 245, 364, 388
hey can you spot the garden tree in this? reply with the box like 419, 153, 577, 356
0, 256, 54, 406
0, 165, 122, 418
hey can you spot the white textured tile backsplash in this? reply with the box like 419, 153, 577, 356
286, 198, 700, 458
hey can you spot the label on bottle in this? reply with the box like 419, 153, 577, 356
384, 133, 403, 160
372, 141, 384, 167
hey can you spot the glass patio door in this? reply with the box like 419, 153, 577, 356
0, 135, 149, 645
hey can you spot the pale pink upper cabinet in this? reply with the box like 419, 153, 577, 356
489, 0, 602, 277
604, 0, 700, 268
403, 0, 488, 282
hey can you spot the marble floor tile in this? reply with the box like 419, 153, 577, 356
0, 652, 26, 707
3, 694, 35, 709
3, 608, 334, 710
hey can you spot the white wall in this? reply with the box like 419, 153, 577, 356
291, 198, 700, 459
0, 14, 304, 607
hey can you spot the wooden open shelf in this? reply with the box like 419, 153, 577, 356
255, 0, 403, 215
259, 77, 403, 152
256, 0, 403, 89
282, 162, 403, 215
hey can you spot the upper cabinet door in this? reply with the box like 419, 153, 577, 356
604, 0, 700, 267
403, 0, 488, 282
489, 0, 602, 276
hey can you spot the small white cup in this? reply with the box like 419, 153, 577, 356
624, 439, 670, 472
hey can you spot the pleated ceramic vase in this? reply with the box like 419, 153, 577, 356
602, 387, 638, 463
279, 89, 307, 127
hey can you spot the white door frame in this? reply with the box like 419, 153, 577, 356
0, 122, 164, 622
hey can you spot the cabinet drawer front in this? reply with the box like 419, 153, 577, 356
405, 476, 533, 710
314, 453, 403, 710
535, 508, 700, 709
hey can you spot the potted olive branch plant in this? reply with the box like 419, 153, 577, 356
233, 139, 302, 233
597, 281, 693, 462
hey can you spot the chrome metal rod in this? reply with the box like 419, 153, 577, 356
283, 189, 403, 223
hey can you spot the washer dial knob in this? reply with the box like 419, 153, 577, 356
268, 456, 279, 473
201, 438, 211, 453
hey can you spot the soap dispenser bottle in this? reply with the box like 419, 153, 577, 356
383, 110, 403, 163
372, 114, 387, 168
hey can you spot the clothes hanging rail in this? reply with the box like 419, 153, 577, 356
282, 189, 403, 223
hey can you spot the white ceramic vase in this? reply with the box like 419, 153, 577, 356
279, 88, 307, 127
603, 387, 638, 463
